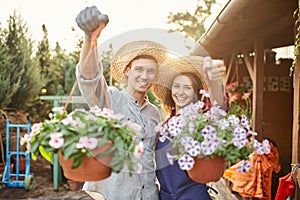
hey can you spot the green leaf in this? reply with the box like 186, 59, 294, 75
30, 140, 40, 153
63, 143, 77, 158
39, 146, 53, 162
71, 157, 83, 168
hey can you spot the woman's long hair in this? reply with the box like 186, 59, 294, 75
160, 72, 204, 116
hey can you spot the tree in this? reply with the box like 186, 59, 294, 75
64, 38, 83, 95
0, 28, 16, 108
3, 11, 43, 110
35, 24, 66, 95
52, 42, 67, 94
167, 0, 216, 43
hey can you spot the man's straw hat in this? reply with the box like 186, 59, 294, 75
110, 40, 168, 83
152, 55, 208, 100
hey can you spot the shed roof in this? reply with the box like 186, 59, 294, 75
191, 0, 297, 58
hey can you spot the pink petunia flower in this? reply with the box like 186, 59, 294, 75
31, 122, 43, 134
49, 132, 64, 149
134, 141, 144, 158
80, 136, 98, 150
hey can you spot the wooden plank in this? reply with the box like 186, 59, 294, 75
292, 48, 300, 199
225, 53, 235, 83
241, 49, 254, 81
292, 54, 300, 165
252, 38, 264, 140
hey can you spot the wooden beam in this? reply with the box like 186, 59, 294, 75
252, 38, 264, 139
292, 15, 300, 200
292, 52, 300, 167
225, 53, 235, 83
292, 50, 300, 199
241, 49, 254, 81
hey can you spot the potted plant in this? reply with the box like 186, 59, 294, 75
156, 90, 270, 184
225, 81, 251, 102
21, 106, 143, 182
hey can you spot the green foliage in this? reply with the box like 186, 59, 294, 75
0, 11, 43, 110
167, 0, 216, 43
64, 39, 83, 95
100, 44, 113, 85
157, 94, 270, 171
35, 25, 66, 95
291, 3, 300, 76
0, 33, 17, 108
22, 107, 142, 173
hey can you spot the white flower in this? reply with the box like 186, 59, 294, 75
184, 139, 201, 157
80, 136, 98, 150
228, 115, 240, 126
31, 122, 43, 134
167, 115, 183, 137
61, 116, 75, 125
52, 107, 64, 113
49, 132, 64, 149
237, 161, 251, 173
254, 139, 271, 155
178, 154, 195, 170
201, 136, 220, 155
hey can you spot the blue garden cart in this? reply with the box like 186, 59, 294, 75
1, 113, 35, 190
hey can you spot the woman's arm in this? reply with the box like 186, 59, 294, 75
205, 58, 226, 107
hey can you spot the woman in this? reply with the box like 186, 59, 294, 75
152, 56, 226, 200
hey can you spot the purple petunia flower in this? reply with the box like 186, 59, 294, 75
237, 161, 251, 173
178, 154, 195, 170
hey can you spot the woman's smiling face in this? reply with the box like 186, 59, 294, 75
171, 75, 196, 110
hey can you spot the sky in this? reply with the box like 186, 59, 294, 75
0, 0, 228, 55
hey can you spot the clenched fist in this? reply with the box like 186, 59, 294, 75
76, 6, 109, 38
204, 57, 226, 82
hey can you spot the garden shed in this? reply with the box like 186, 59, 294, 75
191, 0, 300, 198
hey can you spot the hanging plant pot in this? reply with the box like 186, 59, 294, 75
68, 179, 81, 191
58, 141, 114, 182
186, 156, 226, 184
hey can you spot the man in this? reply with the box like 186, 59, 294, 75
75, 6, 168, 200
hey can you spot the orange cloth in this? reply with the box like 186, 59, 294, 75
223, 143, 281, 199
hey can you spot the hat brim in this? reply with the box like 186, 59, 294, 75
152, 56, 208, 100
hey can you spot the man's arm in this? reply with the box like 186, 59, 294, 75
76, 6, 109, 80
75, 6, 109, 107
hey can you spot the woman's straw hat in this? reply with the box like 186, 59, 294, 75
152, 55, 208, 100
110, 40, 168, 83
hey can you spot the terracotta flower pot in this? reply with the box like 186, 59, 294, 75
58, 141, 113, 182
68, 179, 81, 191
186, 156, 226, 184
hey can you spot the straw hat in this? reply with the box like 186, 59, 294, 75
110, 40, 168, 83
152, 55, 208, 100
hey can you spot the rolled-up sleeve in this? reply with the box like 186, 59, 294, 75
76, 63, 108, 108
